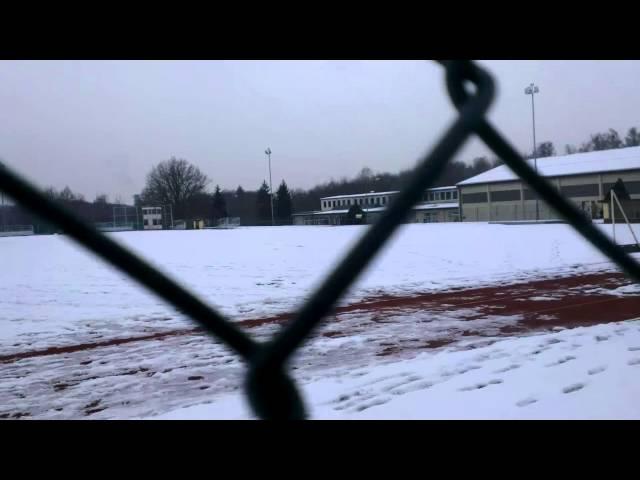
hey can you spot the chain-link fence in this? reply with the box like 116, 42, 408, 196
1, 60, 639, 419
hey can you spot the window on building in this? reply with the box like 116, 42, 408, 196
560, 184, 599, 198
490, 190, 521, 202
523, 189, 540, 200
462, 192, 489, 203
453, 191, 458, 200
445, 191, 452, 200
144, 219, 149, 226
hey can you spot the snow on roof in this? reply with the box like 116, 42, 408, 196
413, 202, 459, 210
321, 186, 457, 201
321, 191, 399, 200
309, 207, 387, 215
457, 146, 640, 186
294, 203, 457, 216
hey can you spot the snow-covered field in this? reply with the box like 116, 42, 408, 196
1, 223, 639, 419
155, 320, 640, 420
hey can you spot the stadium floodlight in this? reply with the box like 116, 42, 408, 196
265, 148, 274, 226
525, 83, 540, 221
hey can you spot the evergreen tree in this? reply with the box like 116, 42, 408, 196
346, 204, 365, 225
212, 185, 227, 222
275, 180, 293, 225
256, 180, 272, 225
535, 141, 555, 158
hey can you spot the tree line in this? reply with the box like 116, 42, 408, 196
3, 125, 638, 229
137, 157, 294, 226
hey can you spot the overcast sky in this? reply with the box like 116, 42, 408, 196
1, 60, 639, 203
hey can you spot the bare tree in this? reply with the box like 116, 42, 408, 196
141, 157, 209, 210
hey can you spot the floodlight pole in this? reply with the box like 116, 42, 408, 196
525, 83, 540, 221
265, 148, 275, 226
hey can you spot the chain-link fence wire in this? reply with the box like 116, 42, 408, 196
1, 60, 640, 419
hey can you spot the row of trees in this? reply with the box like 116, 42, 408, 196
7, 125, 636, 229
137, 157, 294, 226
564, 127, 640, 154
1, 186, 137, 233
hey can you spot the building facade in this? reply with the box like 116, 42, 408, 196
292, 187, 459, 225
141, 206, 163, 230
457, 147, 640, 222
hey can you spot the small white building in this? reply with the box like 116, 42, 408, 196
292, 187, 460, 225
141, 206, 163, 230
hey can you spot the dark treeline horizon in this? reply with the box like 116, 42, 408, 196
3, 126, 639, 228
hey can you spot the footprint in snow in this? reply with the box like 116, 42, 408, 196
459, 379, 503, 392
516, 397, 538, 407
562, 383, 585, 394
587, 366, 607, 375
546, 356, 576, 367
493, 364, 520, 374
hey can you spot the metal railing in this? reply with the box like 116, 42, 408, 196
1, 60, 639, 419
0, 224, 34, 236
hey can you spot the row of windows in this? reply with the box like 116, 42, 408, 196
424, 190, 458, 202
463, 181, 640, 204
559, 184, 599, 198
142, 207, 162, 214
143, 219, 161, 226
323, 196, 388, 209
490, 190, 521, 202
462, 192, 489, 203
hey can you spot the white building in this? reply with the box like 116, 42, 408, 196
141, 206, 163, 230
293, 187, 459, 225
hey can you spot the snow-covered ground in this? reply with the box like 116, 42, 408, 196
1, 222, 639, 419
153, 320, 640, 420
1, 223, 637, 340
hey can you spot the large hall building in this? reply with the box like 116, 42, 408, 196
457, 146, 640, 222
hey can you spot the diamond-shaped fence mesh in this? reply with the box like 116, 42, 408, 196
1, 60, 639, 419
